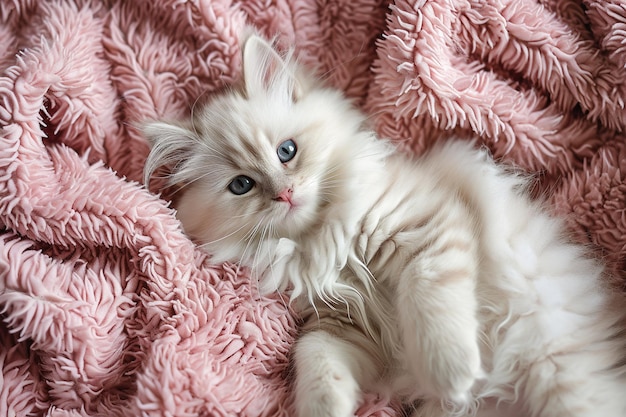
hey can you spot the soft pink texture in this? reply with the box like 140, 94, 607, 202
0, 1, 624, 416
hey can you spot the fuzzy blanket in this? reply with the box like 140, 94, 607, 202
1, 1, 625, 416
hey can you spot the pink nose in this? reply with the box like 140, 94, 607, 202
274, 188, 293, 203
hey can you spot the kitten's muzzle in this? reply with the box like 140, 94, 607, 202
274, 188, 294, 205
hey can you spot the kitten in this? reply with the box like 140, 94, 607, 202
143, 34, 626, 417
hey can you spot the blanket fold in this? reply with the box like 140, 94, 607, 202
1, 1, 624, 416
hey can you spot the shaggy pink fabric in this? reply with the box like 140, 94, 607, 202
0, 1, 624, 416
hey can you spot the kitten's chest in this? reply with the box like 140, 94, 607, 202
350, 160, 456, 282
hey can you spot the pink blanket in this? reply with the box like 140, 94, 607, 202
1, 1, 625, 416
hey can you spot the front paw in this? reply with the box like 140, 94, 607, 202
410, 337, 483, 404
295, 370, 359, 417
257, 238, 296, 294
294, 330, 366, 417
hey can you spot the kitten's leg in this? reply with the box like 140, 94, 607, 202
396, 220, 483, 403
520, 343, 626, 417
293, 325, 381, 417
411, 399, 510, 417
504, 261, 626, 416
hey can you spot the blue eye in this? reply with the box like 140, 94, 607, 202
277, 139, 297, 163
228, 175, 255, 195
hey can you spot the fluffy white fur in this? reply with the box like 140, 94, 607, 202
143, 34, 626, 417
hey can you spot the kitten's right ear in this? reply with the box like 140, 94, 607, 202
242, 34, 287, 97
142, 121, 196, 187
241, 34, 305, 100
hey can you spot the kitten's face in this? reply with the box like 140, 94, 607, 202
176, 91, 333, 246
144, 35, 363, 263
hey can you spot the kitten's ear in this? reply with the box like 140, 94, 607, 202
142, 120, 196, 187
242, 34, 303, 100
242, 35, 285, 96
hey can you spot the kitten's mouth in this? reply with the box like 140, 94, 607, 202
275, 198, 302, 219
282, 200, 299, 212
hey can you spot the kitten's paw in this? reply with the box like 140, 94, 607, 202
274, 237, 297, 260
258, 238, 296, 294
296, 371, 359, 417
412, 340, 484, 404
295, 331, 363, 417
441, 362, 484, 405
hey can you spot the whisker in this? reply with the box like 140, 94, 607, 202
238, 213, 269, 271
250, 224, 266, 269
228, 209, 267, 220
258, 223, 288, 298
243, 214, 266, 242
317, 178, 344, 187
197, 220, 251, 247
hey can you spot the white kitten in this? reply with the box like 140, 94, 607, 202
143, 34, 626, 417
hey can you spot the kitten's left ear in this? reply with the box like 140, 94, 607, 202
142, 120, 197, 187
242, 34, 303, 101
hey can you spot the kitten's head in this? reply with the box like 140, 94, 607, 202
143, 34, 374, 264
